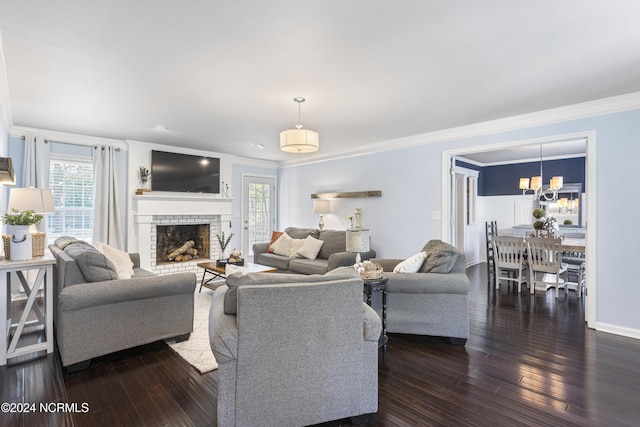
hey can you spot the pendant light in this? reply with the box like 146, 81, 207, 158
280, 97, 319, 154
519, 144, 563, 201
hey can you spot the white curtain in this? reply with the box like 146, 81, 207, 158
22, 135, 51, 188
21, 136, 52, 234
93, 145, 124, 249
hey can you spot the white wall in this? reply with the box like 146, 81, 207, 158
279, 107, 640, 338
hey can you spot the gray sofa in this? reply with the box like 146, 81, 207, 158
253, 227, 376, 274
49, 237, 196, 369
372, 240, 470, 344
209, 267, 381, 427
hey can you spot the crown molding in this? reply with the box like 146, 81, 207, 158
0, 30, 13, 129
10, 126, 127, 148
279, 91, 640, 168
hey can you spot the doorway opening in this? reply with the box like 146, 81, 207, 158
441, 131, 596, 328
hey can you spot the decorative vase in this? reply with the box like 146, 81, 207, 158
9, 225, 32, 260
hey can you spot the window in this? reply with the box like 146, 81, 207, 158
47, 157, 94, 243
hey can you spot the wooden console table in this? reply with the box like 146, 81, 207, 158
0, 252, 55, 365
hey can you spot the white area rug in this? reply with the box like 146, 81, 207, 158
166, 288, 219, 374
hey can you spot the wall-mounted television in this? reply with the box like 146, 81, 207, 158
151, 150, 220, 194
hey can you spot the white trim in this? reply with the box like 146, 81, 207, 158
595, 323, 640, 340
0, 31, 13, 128
464, 153, 586, 168
585, 130, 597, 328
11, 126, 127, 149
280, 91, 640, 168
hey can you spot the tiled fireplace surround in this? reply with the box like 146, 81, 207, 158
132, 194, 233, 277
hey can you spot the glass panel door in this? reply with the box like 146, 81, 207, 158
242, 175, 276, 256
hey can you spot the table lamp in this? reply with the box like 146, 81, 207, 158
312, 199, 331, 230
6, 187, 55, 260
346, 228, 370, 263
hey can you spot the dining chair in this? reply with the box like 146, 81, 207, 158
492, 235, 529, 293
485, 221, 498, 284
562, 250, 585, 298
526, 237, 568, 298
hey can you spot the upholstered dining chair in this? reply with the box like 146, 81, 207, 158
492, 235, 529, 293
526, 237, 568, 298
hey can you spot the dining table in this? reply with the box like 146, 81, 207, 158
560, 238, 586, 253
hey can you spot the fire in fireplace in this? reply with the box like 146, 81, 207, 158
156, 224, 210, 264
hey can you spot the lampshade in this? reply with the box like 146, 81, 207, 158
519, 178, 530, 190
550, 176, 564, 190
280, 129, 319, 153
346, 228, 370, 253
312, 199, 330, 214
8, 187, 55, 213
529, 176, 542, 190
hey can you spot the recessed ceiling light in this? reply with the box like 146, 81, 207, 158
153, 125, 169, 132
256, 143, 265, 149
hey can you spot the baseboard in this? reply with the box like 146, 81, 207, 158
595, 322, 640, 340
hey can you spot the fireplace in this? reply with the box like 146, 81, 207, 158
156, 224, 210, 265
131, 192, 232, 275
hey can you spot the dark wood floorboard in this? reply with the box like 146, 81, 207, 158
2, 263, 640, 426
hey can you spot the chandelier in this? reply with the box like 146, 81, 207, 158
519, 144, 563, 201
280, 97, 319, 154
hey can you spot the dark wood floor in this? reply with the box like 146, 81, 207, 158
2, 263, 640, 426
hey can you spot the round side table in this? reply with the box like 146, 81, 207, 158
363, 276, 388, 361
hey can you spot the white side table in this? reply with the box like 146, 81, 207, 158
0, 251, 55, 365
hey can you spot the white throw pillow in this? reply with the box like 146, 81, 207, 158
288, 238, 306, 258
393, 251, 428, 273
296, 235, 325, 260
270, 232, 292, 257
93, 241, 135, 279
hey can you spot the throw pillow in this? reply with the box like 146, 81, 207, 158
270, 232, 292, 257
296, 235, 325, 260
75, 251, 119, 282
288, 238, 306, 258
93, 241, 135, 280
419, 240, 461, 274
267, 231, 283, 254
392, 251, 428, 273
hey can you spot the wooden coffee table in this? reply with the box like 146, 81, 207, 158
197, 261, 277, 292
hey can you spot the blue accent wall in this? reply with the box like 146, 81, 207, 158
457, 157, 585, 196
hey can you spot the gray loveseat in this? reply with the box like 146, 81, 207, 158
253, 227, 376, 274
372, 240, 470, 344
49, 237, 196, 370
209, 267, 381, 426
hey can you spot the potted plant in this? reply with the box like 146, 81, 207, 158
2, 209, 43, 260
136, 166, 151, 195
216, 231, 235, 267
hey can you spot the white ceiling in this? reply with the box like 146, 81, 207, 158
1, 1, 639, 162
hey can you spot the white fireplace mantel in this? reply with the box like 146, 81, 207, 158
133, 193, 233, 216
132, 193, 233, 270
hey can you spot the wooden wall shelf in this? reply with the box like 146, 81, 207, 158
311, 191, 382, 199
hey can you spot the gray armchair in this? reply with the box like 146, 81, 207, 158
372, 240, 470, 344
49, 239, 196, 369
209, 267, 381, 426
